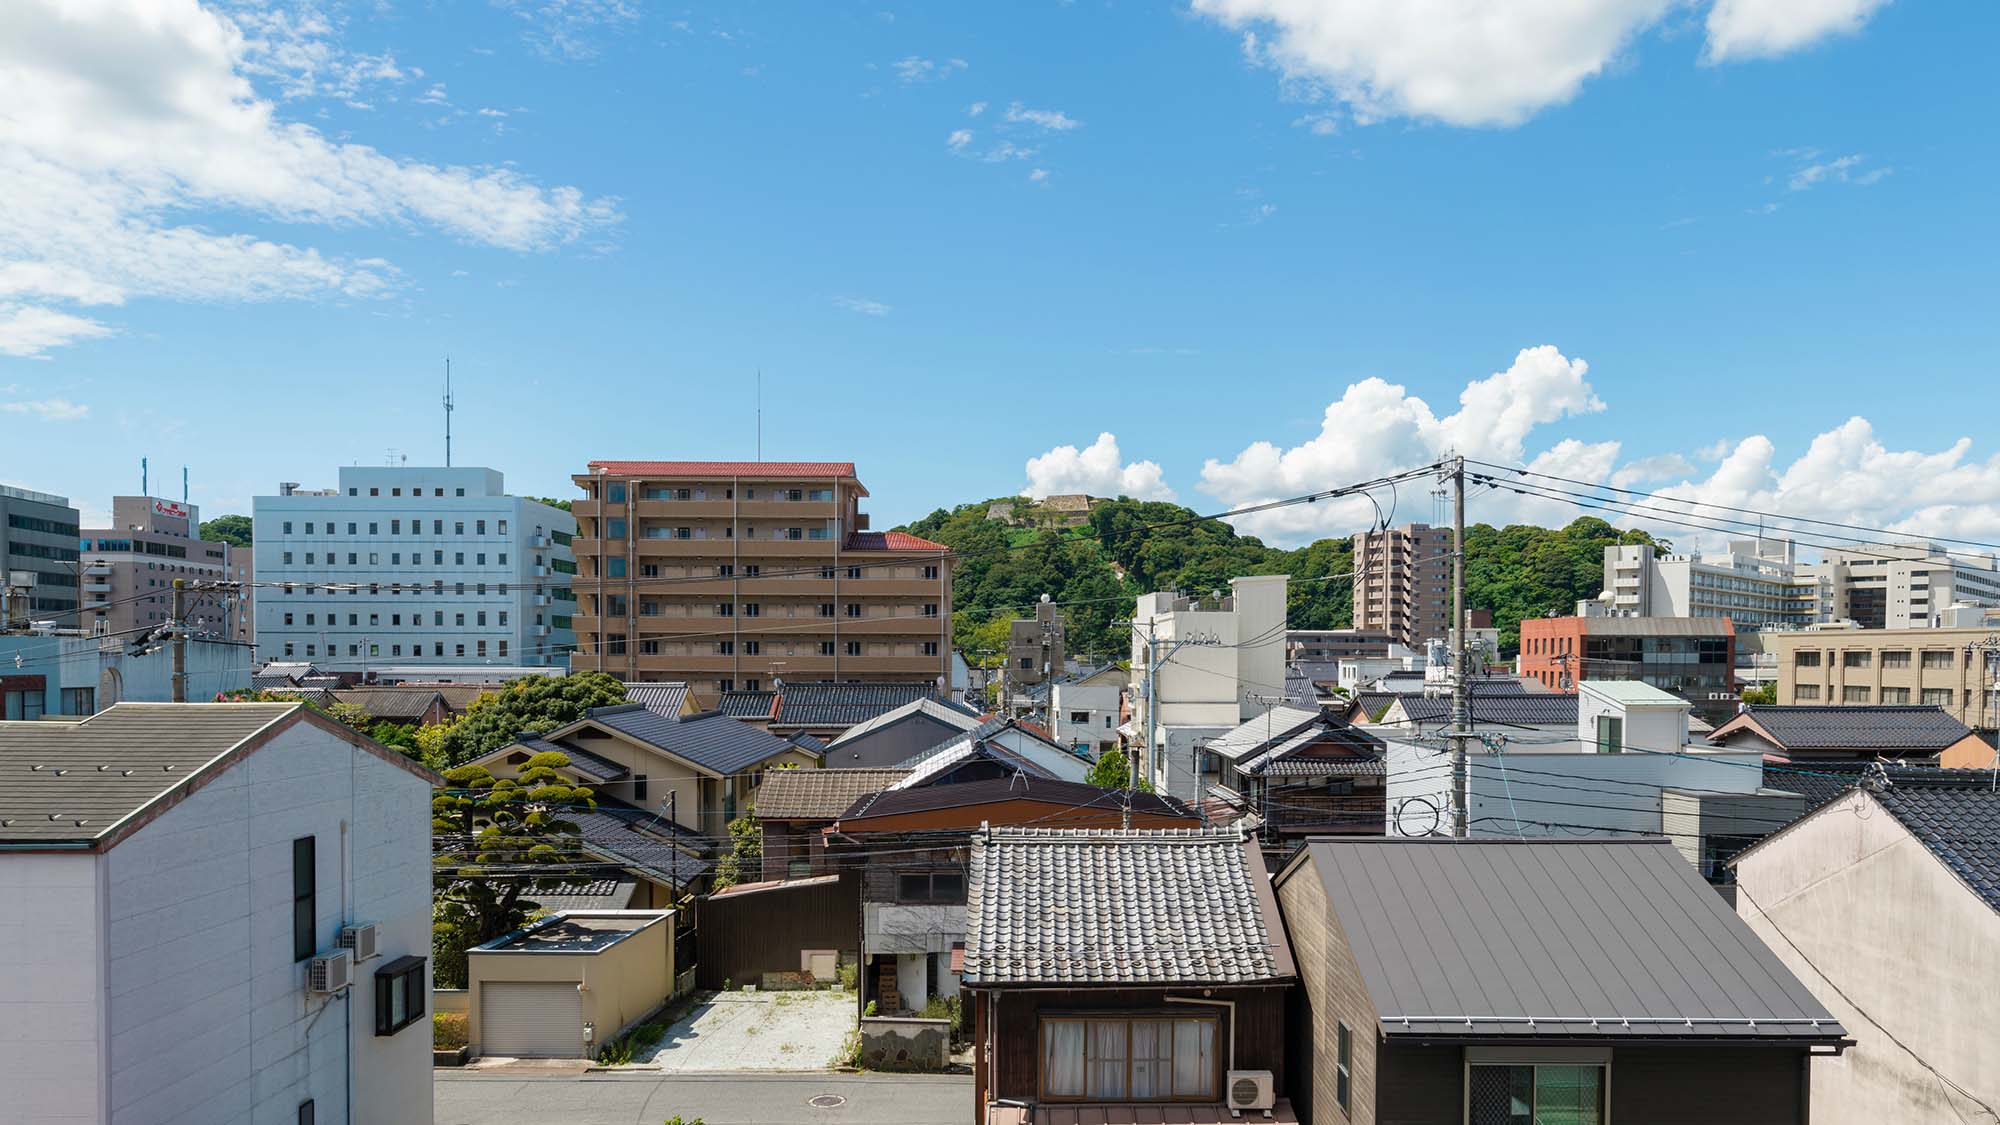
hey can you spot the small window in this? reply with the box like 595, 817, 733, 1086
299, 1100, 315, 1125
845, 641, 862, 657
634, 774, 649, 802
1336, 1022, 1352, 1112
292, 836, 316, 962
1595, 714, 1623, 754
374, 955, 426, 1036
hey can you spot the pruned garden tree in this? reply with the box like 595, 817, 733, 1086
1084, 746, 1151, 792
430, 752, 596, 986
710, 812, 763, 890
437, 670, 627, 766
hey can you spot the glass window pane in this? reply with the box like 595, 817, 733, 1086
1173, 1018, 1215, 1098
1470, 1065, 1533, 1125
1533, 1065, 1603, 1125
1087, 1022, 1127, 1099
1043, 1021, 1084, 1097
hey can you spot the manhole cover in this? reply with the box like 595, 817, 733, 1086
808, 1094, 847, 1109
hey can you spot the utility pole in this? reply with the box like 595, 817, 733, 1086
170, 578, 187, 703
1449, 456, 1469, 837
443, 357, 454, 468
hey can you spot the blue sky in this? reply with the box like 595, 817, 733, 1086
3, 0, 1996, 547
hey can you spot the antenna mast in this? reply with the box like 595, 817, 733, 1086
443, 356, 455, 468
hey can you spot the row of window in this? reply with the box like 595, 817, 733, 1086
612, 637, 939, 658
276, 581, 546, 597
7, 512, 80, 537
1795, 649, 1962, 670
281, 550, 511, 567
4, 688, 94, 719
607, 598, 937, 619
346, 484, 466, 497
282, 639, 511, 659
1794, 683, 1962, 705
597, 523, 836, 544
283, 609, 509, 627
601, 483, 833, 503
279, 517, 510, 537
605, 561, 939, 581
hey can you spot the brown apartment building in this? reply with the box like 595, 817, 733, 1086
569, 461, 953, 703
1351, 522, 1452, 648
81, 497, 249, 643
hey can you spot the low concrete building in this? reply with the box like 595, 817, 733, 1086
0, 703, 439, 1125
1732, 781, 2000, 1124
1708, 703, 1993, 767
1049, 663, 1123, 756
466, 910, 677, 1059
0, 631, 253, 718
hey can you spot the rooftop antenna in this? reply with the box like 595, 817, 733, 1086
182, 466, 187, 504
443, 356, 454, 468
141, 457, 148, 497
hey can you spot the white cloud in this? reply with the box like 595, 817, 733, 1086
1786, 152, 1891, 191
947, 129, 974, 152
1028, 167, 1049, 184
893, 55, 967, 84
831, 295, 891, 316
497, 0, 641, 61
1705, 0, 1891, 62
224, 2, 407, 104
0, 391, 91, 419
967, 101, 988, 117
1023, 433, 1176, 502
1194, 0, 1891, 129
0, 0, 617, 356
1609, 452, 1697, 487
1003, 102, 1082, 131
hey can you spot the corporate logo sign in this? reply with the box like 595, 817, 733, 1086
152, 499, 189, 520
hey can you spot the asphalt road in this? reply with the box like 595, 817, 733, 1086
436, 1071, 973, 1125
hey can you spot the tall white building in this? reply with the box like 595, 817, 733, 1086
253, 467, 576, 672
1598, 539, 1819, 629
1802, 541, 2000, 629
1129, 574, 1288, 801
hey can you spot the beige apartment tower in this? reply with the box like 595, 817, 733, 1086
569, 461, 953, 703
1773, 625, 2000, 735
1351, 523, 1452, 648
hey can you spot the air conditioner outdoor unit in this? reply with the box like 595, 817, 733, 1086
1226, 1069, 1276, 1114
338, 923, 380, 962
308, 949, 353, 994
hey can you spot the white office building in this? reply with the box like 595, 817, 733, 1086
253, 467, 576, 672
1596, 539, 1820, 629
1801, 541, 2000, 629
1128, 575, 1288, 802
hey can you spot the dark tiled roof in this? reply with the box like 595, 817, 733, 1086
964, 826, 1291, 986
1387, 693, 1580, 727
786, 732, 828, 752
840, 777, 1194, 826
1287, 838, 1845, 1041
1721, 705, 1975, 753
583, 705, 806, 776
1258, 757, 1385, 778
1242, 726, 1384, 778
825, 697, 980, 748
570, 807, 712, 890
331, 688, 444, 721
1760, 760, 1974, 809
770, 682, 940, 728
251, 673, 301, 691
524, 878, 639, 912
716, 690, 779, 720
755, 768, 910, 820
1873, 785, 2000, 912
622, 681, 692, 718
0, 703, 439, 845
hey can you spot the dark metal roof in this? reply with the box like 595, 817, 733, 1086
840, 777, 1195, 826
786, 731, 828, 753
826, 697, 981, 749
1284, 838, 1846, 1041
964, 826, 1293, 986
524, 878, 639, 912
755, 768, 910, 820
1718, 705, 1975, 753
715, 690, 778, 720
581, 705, 807, 776
484, 913, 663, 953
1387, 693, 1580, 727
1873, 784, 2000, 913
769, 681, 940, 728
622, 681, 692, 718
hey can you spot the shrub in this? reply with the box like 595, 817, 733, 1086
665, 1117, 705, 1125
862, 1001, 877, 1017
832, 1027, 863, 1070
837, 962, 858, 991
597, 1022, 669, 1065
433, 1013, 468, 1050
920, 994, 969, 1048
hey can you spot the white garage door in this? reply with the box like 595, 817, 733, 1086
483, 981, 584, 1058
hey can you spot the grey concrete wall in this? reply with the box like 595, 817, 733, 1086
858, 1016, 950, 1072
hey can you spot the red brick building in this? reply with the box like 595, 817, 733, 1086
1519, 615, 1736, 698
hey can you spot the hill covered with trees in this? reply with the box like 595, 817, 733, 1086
899, 497, 1661, 661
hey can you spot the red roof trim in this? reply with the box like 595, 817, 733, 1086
587, 460, 857, 478
848, 531, 949, 551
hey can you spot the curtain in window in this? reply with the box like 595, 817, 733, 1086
1532, 1066, 1602, 1125
1130, 1021, 1169, 1099
1042, 1021, 1085, 1097
1087, 1022, 1128, 1099
1172, 1018, 1216, 1098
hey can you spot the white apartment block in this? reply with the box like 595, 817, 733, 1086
1598, 539, 1819, 629
0, 703, 437, 1125
1803, 541, 2000, 629
253, 467, 576, 672
1129, 574, 1288, 801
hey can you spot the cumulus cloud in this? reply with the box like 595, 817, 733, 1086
1023, 433, 1177, 502
893, 55, 968, 84
947, 129, 973, 152
0, 0, 617, 357
1003, 102, 1082, 131
1705, 0, 1891, 62
1194, 0, 1892, 129
0, 392, 91, 419
831, 295, 891, 316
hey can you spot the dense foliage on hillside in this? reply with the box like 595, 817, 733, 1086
901, 497, 1661, 660
199, 514, 252, 547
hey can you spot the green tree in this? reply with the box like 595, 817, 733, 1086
711, 813, 763, 889
1739, 684, 1777, 705
439, 671, 627, 766
431, 754, 596, 983
530, 497, 573, 512
199, 514, 253, 547
1084, 748, 1151, 793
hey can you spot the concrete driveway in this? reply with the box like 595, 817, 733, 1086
438, 1071, 971, 1125
641, 989, 857, 1072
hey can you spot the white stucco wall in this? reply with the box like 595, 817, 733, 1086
1050, 679, 1121, 749
100, 720, 434, 1125
1735, 795, 2000, 1125
0, 851, 104, 1124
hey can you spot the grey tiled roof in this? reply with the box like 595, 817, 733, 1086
786, 732, 828, 753
1241, 725, 1385, 778
755, 768, 909, 820
622, 681, 692, 718
715, 690, 778, 720
1386, 693, 1580, 727
330, 688, 444, 721
1760, 760, 1975, 809
769, 681, 939, 728
581, 705, 807, 776
1873, 784, 2000, 913
524, 877, 639, 912
1724, 705, 1975, 753
1287, 838, 1845, 1041
1208, 706, 1324, 763
843, 777, 1195, 826
570, 806, 712, 891
826, 697, 981, 748
1257, 757, 1386, 778
964, 826, 1291, 986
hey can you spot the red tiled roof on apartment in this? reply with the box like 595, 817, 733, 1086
847, 531, 949, 551
587, 460, 857, 477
